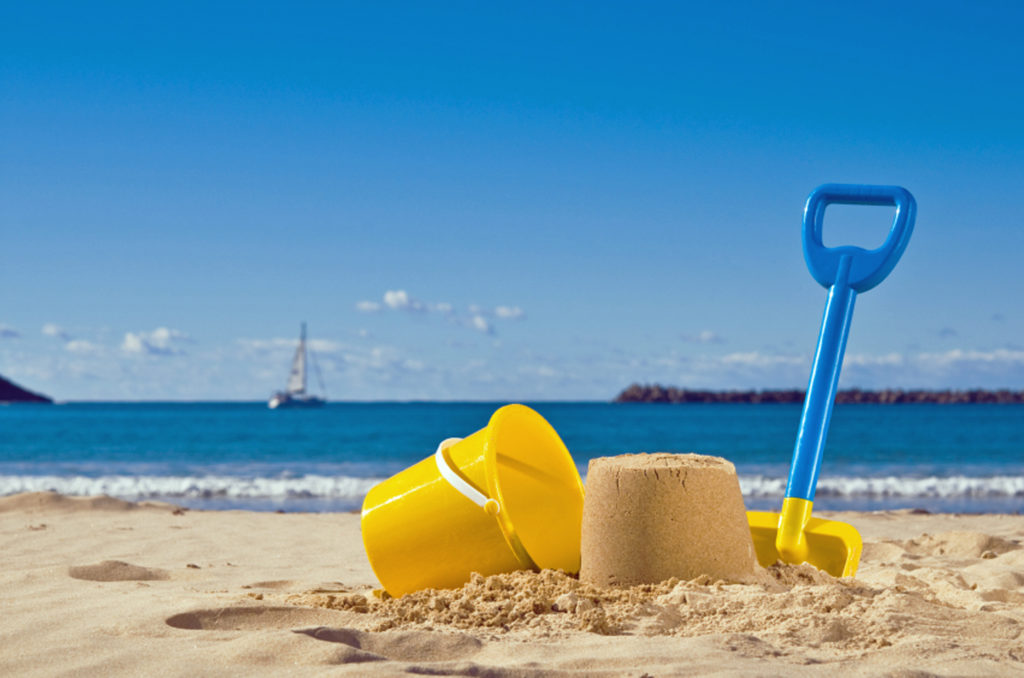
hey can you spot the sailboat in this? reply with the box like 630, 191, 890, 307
268, 323, 326, 409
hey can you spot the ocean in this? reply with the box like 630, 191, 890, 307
2, 402, 1022, 513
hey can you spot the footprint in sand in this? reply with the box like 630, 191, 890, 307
900, 532, 1020, 559
295, 626, 484, 663
69, 560, 170, 582
165, 606, 350, 631
166, 607, 484, 665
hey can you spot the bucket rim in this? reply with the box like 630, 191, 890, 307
482, 403, 585, 571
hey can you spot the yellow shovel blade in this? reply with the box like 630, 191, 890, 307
747, 509, 862, 578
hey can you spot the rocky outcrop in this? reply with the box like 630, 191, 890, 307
614, 383, 1024, 404
0, 375, 52, 404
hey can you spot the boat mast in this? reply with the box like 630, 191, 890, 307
286, 322, 307, 395
299, 321, 308, 394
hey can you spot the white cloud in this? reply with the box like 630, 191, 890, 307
236, 337, 298, 352
681, 330, 724, 344
916, 348, 1024, 368
355, 301, 382, 313
495, 306, 524, 320
236, 337, 344, 354
675, 347, 1024, 389
335, 344, 417, 373
843, 352, 904, 367
383, 289, 425, 312
122, 327, 192, 356
905, 348, 1024, 386
42, 323, 72, 340
471, 315, 493, 334
0, 324, 19, 339
719, 352, 805, 367
383, 289, 409, 309
65, 340, 101, 355
356, 290, 525, 335
308, 338, 344, 354
122, 333, 145, 354
358, 290, 441, 313
825, 348, 1024, 389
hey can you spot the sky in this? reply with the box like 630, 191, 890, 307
1, 1, 1023, 401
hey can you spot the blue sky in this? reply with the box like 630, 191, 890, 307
2, 1, 1022, 400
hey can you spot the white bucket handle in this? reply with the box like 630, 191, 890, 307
435, 438, 501, 515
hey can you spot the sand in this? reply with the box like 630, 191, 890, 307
581, 453, 758, 586
2, 492, 1024, 676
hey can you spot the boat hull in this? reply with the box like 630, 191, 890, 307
268, 393, 326, 409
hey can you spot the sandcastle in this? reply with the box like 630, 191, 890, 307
580, 452, 758, 586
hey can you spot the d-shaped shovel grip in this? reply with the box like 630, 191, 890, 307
803, 184, 917, 293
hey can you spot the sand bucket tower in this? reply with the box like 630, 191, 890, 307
580, 452, 758, 585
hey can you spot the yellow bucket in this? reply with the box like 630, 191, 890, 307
361, 404, 585, 597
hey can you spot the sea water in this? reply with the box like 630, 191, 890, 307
1, 402, 1022, 513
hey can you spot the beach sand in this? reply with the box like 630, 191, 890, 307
2, 492, 1023, 676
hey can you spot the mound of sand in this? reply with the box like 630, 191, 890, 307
580, 453, 758, 586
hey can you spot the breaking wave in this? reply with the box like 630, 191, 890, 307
1, 473, 1022, 503
739, 474, 1024, 499
0, 474, 383, 502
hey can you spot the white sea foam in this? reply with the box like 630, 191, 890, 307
0, 473, 1022, 501
738, 474, 1024, 498
0, 475, 383, 500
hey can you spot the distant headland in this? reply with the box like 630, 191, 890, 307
0, 375, 53, 404
614, 383, 1024, 404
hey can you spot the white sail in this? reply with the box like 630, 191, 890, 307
269, 322, 325, 409
286, 324, 307, 394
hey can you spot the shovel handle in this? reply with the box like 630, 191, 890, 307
803, 184, 916, 293
787, 184, 917, 502
787, 261, 857, 502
